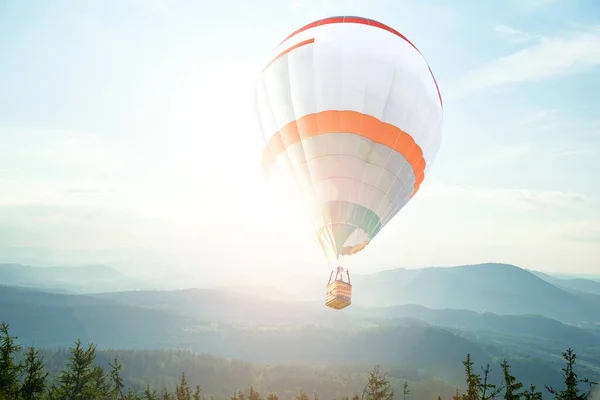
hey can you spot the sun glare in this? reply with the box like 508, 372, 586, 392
135, 45, 327, 274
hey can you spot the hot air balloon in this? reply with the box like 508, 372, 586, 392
254, 16, 443, 310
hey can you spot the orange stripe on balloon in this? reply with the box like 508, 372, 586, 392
262, 110, 426, 196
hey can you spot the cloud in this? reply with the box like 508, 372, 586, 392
0, 204, 172, 249
458, 144, 536, 168
452, 25, 600, 96
43, 132, 119, 169
424, 184, 588, 211
552, 220, 600, 242
494, 25, 536, 44
61, 187, 117, 195
452, 106, 599, 167
442, 104, 597, 184
515, 110, 600, 158
477, 188, 588, 210
553, 148, 599, 158
516, 108, 561, 128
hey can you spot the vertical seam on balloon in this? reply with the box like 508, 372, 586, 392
254, 82, 273, 184
364, 76, 424, 239
359, 68, 403, 244
346, 60, 372, 258
262, 38, 315, 73
334, 15, 353, 259
356, 65, 404, 249
373, 120, 422, 235
285, 43, 333, 260
305, 39, 338, 261
375, 82, 440, 236
259, 76, 305, 225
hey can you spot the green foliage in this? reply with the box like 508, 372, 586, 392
109, 358, 126, 399
402, 381, 410, 400
456, 354, 503, 399
363, 366, 394, 400
544, 348, 597, 400
48, 340, 103, 400
452, 351, 597, 400
462, 354, 479, 400
20, 346, 48, 400
294, 390, 309, 400
522, 385, 543, 400
500, 359, 523, 400
143, 384, 159, 400
0, 322, 23, 399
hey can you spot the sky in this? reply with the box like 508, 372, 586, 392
0, 0, 598, 278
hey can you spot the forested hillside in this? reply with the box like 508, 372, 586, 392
0, 322, 596, 400
3, 263, 600, 398
3, 279, 600, 392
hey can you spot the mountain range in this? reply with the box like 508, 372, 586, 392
0, 283, 573, 389
2, 261, 600, 393
2, 262, 599, 325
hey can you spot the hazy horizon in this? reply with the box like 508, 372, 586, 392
1, 251, 598, 283
1, 0, 599, 278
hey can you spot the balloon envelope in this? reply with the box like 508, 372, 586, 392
255, 16, 443, 262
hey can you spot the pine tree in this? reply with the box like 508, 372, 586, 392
462, 354, 480, 400
295, 390, 310, 400
545, 348, 597, 400
109, 358, 125, 399
0, 322, 22, 400
500, 359, 523, 400
144, 384, 159, 400
235, 390, 246, 400
123, 387, 141, 400
20, 345, 48, 400
49, 339, 105, 400
362, 365, 394, 400
479, 364, 502, 400
162, 388, 174, 400
91, 364, 111, 397
247, 386, 261, 400
193, 385, 202, 400
452, 388, 461, 400
522, 384, 542, 400
402, 381, 410, 400
176, 372, 192, 400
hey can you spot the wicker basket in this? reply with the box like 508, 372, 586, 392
325, 279, 352, 310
